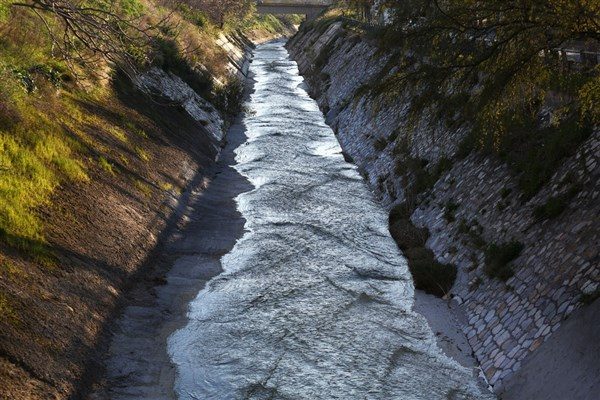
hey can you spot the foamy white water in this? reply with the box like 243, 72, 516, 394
168, 40, 493, 400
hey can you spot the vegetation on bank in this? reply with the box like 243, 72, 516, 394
302, 2, 598, 292
325, 1, 599, 200
389, 203, 456, 297
484, 241, 524, 281
0, 0, 294, 293
374, 0, 599, 147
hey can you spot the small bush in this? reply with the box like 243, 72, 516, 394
314, 39, 337, 70
389, 202, 412, 222
457, 218, 470, 234
388, 130, 399, 143
392, 137, 410, 156
444, 200, 459, 222
98, 156, 115, 175
397, 156, 452, 196
0, 2, 11, 23
457, 218, 487, 248
534, 196, 567, 220
389, 219, 429, 250
214, 78, 244, 117
497, 201, 507, 212
0, 98, 22, 131
389, 206, 455, 297
373, 137, 387, 151
407, 247, 457, 297
153, 38, 213, 98
159, 181, 174, 191
533, 185, 580, 220
469, 231, 487, 249
581, 289, 600, 305
484, 241, 524, 280
0, 257, 20, 277
456, 131, 476, 159
405, 246, 434, 261
500, 114, 592, 200
434, 157, 453, 176
120, 0, 145, 17
0, 293, 17, 323
178, 3, 209, 28
469, 276, 483, 292
394, 158, 406, 176
135, 147, 150, 162
134, 179, 152, 197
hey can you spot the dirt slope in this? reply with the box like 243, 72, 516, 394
0, 77, 221, 399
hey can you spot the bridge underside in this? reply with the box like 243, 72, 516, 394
257, 5, 327, 20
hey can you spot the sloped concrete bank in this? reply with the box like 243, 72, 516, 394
287, 22, 599, 398
89, 100, 253, 400
87, 35, 259, 399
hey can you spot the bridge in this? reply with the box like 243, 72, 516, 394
256, 0, 334, 20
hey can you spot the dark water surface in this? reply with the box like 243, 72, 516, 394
168, 40, 493, 400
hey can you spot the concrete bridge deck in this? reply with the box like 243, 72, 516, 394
256, 0, 334, 19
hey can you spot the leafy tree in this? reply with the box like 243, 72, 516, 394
5, 0, 156, 71
184, 0, 254, 29
345, 0, 376, 22
372, 0, 599, 149
2, 0, 256, 72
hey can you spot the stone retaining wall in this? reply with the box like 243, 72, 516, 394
287, 22, 599, 391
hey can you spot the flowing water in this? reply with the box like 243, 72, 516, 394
168, 40, 493, 400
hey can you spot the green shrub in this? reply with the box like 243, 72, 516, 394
497, 201, 507, 212
395, 155, 452, 196
581, 289, 600, 305
499, 114, 592, 200
153, 38, 213, 98
469, 231, 487, 249
406, 247, 456, 297
469, 276, 483, 292
458, 218, 470, 234
389, 219, 429, 251
389, 205, 456, 297
392, 136, 410, 157
456, 131, 476, 159
0, 97, 21, 130
484, 241, 524, 280
458, 218, 487, 248
99, 156, 117, 175
178, 3, 209, 28
533, 185, 580, 220
500, 187, 512, 199
444, 200, 459, 222
405, 246, 434, 261
389, 202, 412, 222
214, 77, 244, 117
0, 292, 17, 323
388, 129, 399, 143
394, 158, 406, 176
120, 0, 144, 17
373, 137, 387, 151
314, 39, 337, 70
534, 196, 567, 220
434, 156, 453, 176
0, 1, 10, 23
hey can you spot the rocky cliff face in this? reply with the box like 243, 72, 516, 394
287, 21, 599, 393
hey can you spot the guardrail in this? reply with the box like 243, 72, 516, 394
559, 48, 600, 65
